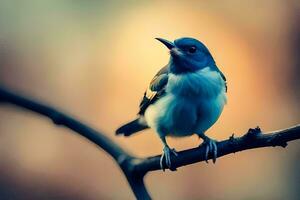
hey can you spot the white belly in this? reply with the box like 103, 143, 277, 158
144, 67, 227, 137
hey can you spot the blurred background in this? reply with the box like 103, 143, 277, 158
0, 0, 299, 199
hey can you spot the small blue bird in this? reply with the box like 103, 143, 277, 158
116, 37, 227, 170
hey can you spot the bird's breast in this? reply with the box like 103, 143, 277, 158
166, 67, 226, 98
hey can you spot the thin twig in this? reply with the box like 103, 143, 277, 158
0, 86, 299, 200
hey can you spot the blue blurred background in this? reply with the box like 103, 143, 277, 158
0, 1, 299, 199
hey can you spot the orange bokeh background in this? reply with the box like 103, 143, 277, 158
0, 1, 299, 199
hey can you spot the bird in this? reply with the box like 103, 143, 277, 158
116, 37, 227, 170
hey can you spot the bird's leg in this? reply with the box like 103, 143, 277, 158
198, 133, 218, 163
159, 136, 178, 171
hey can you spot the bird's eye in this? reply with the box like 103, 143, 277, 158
188, 46, 197, 53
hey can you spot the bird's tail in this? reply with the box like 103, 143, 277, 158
115, 118, 149, 136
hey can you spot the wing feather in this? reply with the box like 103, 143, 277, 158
138, 66, 169, 115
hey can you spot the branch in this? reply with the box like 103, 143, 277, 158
0, 87, 151, 200
0, 86, 299, 200
135, 125, 300, 173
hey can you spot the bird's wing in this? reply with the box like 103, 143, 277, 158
211, 64, 228, 92
138, 65, 169, 115
219, 70, 228, 92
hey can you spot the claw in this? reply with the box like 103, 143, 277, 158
212, 141, 217, 163
160, 146, 178, 171
200, 137, 218, 163
205, 145, 209, 163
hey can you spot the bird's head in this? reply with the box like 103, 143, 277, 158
156, 37, 215, 74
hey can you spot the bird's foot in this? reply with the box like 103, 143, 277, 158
160, 146, 178, 171
199, 137, 218, 163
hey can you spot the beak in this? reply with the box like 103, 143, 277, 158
155, 38, 175, 50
